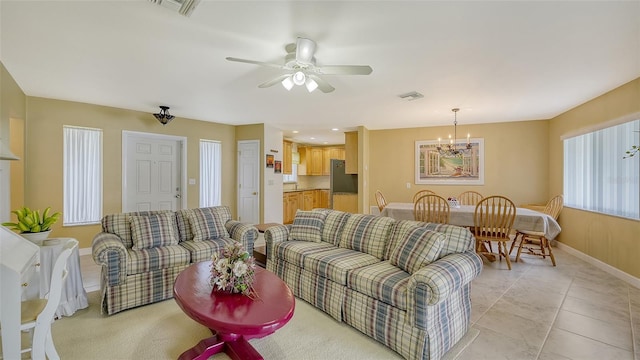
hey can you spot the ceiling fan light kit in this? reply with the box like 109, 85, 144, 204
227, 37, 373, 94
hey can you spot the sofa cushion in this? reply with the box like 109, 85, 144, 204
180, 237, 237, 263
385, 220, 474, 260
188, 208, 230, 241
320, 210, 351, 246
289, 210, 327, 242
176, 206, 233, 242
347, 261, 410, 310
389, 227, 445, 274
273, 241, 336, 268
302, 247, 380, 285
129, 213, 179, 250
126, 245, 191, 275
102, 210, 173, 248
338, 214, 394, 259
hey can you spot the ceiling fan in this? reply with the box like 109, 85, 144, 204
226, 38, 373, 93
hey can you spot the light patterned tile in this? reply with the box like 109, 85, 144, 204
566, 282, 629, 311
541, 328, 634, 360
474, 306, 551, 349
554, 310, 633, 351
562, 295, 631, 329
456, 326, 539, 360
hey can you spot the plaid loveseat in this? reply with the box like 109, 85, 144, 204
92, 206, 257, 315
265, 209, 482, 360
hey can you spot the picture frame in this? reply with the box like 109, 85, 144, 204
274, 160, 282, 174
266, 154, 274, 168
415, 138, 484, 185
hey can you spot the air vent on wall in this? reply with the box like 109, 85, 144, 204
398, 91, 424, 101
148, 0, 200, 17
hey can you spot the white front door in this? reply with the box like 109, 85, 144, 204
237, 140, 260, 224
123, 132, 184, 212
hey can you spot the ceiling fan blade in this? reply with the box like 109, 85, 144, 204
308, 74, 335, 93
226, 57, 283, 69
317, 65, 373, 75
295, 38, 317, 64
258, 74, 291, 88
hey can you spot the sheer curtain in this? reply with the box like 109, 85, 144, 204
564, 119, 639, 220
200, 140, 222, 207
63, 126, 102, 225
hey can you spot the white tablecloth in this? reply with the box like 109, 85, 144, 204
380, 203, 562, 240
37, 238, 89, 317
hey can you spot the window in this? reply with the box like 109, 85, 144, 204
200, 140, 222, 207
283, 164, 298, 183
63, 126, 102, 225
563, 119, 639, 220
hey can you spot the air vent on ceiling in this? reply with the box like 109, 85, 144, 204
148, 0, 200, 17
398, 91, 424, 101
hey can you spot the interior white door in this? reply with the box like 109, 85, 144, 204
124, 135, 182, 212
237, 140, 260, 224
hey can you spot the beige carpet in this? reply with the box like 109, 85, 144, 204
51, 291, 478, 360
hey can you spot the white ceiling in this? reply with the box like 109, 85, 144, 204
1, 1, 639, 145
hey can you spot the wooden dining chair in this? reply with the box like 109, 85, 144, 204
414, 194, 450, 224
375, 190, 388, 212
412, 189, 436, 203
473, 196, 517, 270
510, 195, 563, 266
457, 191, 484, 206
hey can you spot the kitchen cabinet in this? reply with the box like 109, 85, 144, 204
303, 191, 315, 210
310, 148, 323, 175
332, 193, 358, 213
319, 190, 330, 208
322, 146, 345, 175
345, 131, 358, 174
283, 140, 292, 175
297, 147, 309, 175
283, 192, 302, 224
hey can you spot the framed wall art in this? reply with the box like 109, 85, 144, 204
415, 138, 484, 185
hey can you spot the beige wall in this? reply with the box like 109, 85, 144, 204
25, 97, 238, 248
549, 78, 640, 278
1, 63, 26, 214
369, 119, 549, 206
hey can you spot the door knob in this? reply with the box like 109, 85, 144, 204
175, 194, 181, 199
252, 192, 258, 195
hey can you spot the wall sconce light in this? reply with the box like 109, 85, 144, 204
153, 106, 175, 125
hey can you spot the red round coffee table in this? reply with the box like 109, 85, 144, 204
173, 261, 295, 360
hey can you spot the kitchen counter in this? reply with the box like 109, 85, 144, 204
283, 188, 329, 193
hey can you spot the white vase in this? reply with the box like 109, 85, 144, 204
21, 230, 52, 245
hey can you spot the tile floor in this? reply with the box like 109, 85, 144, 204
79, 242, 640, 360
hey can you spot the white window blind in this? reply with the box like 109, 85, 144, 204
200, 140, 222, 207
563, 119, 639, 220
63, 126, 103, 225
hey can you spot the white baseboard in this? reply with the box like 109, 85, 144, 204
79, 247, 92, 256
556, 242, 640, 289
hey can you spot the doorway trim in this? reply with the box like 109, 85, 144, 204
122, 131, 188, 212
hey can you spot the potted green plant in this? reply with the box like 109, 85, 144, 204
2, 207, 62, 244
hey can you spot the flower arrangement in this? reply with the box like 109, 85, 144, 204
210, 241, 257, 297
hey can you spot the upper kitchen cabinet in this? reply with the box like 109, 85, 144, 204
283, 140, 292, 175
345, 131, 358, 174
322, 147, 345, 175
310, 148, 323, 175
297, 145, 344, 176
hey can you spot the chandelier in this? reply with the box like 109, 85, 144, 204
437, 108, 472, 156
153, 106, 175, 126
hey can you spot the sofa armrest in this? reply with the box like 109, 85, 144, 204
92, 232, 128, 286
406, 251, 482, 329
225, 220, 258, 253
264, 224, 291, 261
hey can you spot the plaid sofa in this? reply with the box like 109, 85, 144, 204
92, 206, 257, 315
265, 209, 482, 360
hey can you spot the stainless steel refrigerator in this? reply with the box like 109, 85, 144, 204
330, 159, 358, 207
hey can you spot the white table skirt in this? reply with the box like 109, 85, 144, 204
37, 238, 89, 317
380, 203, 562, 240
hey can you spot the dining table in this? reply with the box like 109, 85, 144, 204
380, 202, 561, 240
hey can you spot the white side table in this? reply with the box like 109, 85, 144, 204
38, 237, 89, 317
